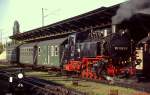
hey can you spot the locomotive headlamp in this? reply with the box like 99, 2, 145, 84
17, 73, 24, 79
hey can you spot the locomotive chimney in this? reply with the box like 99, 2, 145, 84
112, 24, 117, 33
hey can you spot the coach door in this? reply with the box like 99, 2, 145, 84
48, 45, 59, 67
33, 46, 37, 65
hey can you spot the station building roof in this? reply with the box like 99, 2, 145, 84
10, 4, 120, 42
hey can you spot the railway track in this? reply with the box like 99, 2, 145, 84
0, 67, 86, 95
80, 77, 150, 93
0, 63, 150, 95
23, 77, 86, 95
49, 70, 150, 93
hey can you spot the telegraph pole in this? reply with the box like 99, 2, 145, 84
42, 8, 60, 27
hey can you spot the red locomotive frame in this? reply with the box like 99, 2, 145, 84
64, 55, 136, 80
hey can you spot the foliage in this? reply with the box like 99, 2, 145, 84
0, 42, 4, 54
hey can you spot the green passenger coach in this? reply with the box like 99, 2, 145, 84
37, 37, 67, 67
19, 43, 37, 65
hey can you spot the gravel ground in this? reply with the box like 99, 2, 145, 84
25, 71, 150, 95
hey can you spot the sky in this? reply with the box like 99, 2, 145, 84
0, 0, 126, 43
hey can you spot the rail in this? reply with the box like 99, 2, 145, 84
0, 68, 86, 95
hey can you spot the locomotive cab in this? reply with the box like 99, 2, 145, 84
137, 34, 150, 78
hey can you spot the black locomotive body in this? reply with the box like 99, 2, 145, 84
63, 27, 135, 78
106, 31, 132, 64
64, 28, 132, 64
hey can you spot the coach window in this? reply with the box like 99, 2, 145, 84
21, 48, 24, 56
28, 48, 30, 55
26, 48, 27, 55
27, 48, 29, 55
22, 48, 24, 56
26, 48, 28, 56
55, 45, 58, 56
25, 48, 27, 55
30, 48, 31, 53
25, 48, 26, 55
23, 48, 25, 56
38, 47, 41, 56
7, 50, 9, 55
23, 48, 24, 55
21, 49, 22, 56
29, 48, 30, 55
29, 48, 31, 55
51, 46, 54, 56
30, 48, 32, 55
30, 48, 31, 55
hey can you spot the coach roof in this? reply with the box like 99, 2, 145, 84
37, 37, 67, 46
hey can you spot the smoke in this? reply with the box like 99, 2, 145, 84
112, 0, 150, 24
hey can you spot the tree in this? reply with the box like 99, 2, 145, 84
0, 42, 3, 54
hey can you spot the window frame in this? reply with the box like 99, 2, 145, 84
51, 46, 54, 56
55, 45, 59, 56
38, 47, 41, 56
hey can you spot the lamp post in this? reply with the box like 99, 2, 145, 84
42, 8, 44, 27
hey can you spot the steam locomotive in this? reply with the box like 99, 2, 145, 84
6, 25, 138, 80
63, 26, 135, 79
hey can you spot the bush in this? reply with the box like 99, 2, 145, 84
0, 42, 4, 54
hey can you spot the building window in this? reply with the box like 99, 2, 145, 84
55, 45, 58, 56
51, 46, 54, 56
